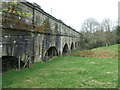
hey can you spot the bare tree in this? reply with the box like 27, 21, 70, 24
81, 18, 99, 33
80, 18, 117, 49
81, 18, 100, 49
101, 18, 113, 46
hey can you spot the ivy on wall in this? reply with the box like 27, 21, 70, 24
2, 1, 34, 31
2, 2, 60, 34
2, 2, 32, 17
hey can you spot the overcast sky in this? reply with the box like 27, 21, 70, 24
28, 0, 119, 31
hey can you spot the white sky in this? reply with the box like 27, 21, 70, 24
28, 0, 119, 31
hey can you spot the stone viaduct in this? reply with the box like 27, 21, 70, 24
2, 1, 83, 65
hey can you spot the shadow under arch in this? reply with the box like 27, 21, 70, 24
71, 42, 74, 50
44, 46, 58, 62
2, 56, 25, 72
62, 43, 69, 55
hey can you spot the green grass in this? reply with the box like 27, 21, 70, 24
93, 44, 119, 53
0, 74, 2, 89
2, 44, 119, 88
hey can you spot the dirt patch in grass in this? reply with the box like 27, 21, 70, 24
71, 50, 94, 57
92, 49, 118, 58
71, 47, 118, 58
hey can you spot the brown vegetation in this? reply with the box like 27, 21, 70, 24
71, 48, 118, 58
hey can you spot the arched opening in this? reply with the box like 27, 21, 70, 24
78, 41, 81, 47
75, 42, 78, 48
2, 56, 25, 72
63, 44, 69, 54
44, 46, 58, 61
71, 43, 74, 50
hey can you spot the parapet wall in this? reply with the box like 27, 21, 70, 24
2, 2, 81, 37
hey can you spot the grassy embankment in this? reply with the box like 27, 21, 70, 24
2, 44, 119, 88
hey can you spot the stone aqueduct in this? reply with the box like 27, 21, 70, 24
2, 1, 83, 64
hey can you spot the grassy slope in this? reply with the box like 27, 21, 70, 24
2, 44, 119, 88
71, 44, 119, 58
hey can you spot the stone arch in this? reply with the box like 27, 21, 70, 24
78, 41, 81, 47
44, 46, 58, 61
62, 43, 69, 54
75, 42, 78, 48
71, 42, 74, 50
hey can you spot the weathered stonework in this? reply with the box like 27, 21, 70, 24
2, 2, 83, 64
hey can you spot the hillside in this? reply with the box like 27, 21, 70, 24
71, 44, 119, 58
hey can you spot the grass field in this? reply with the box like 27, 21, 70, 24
2, 44, 119, 88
